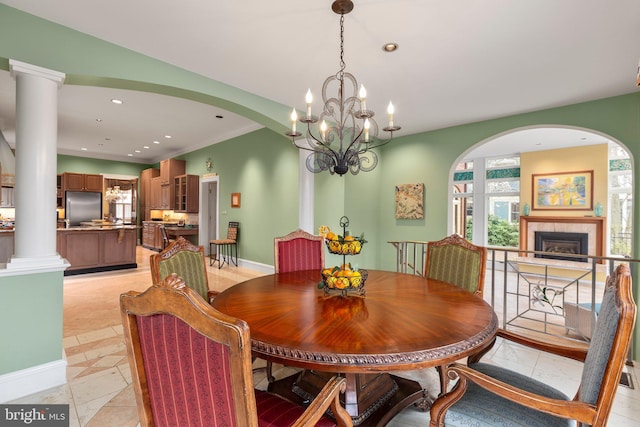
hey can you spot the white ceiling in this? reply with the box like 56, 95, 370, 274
1, 0, 639, 163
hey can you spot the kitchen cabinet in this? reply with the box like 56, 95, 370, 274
57, 227, 137, 274
140, 168, 159, 220
1, 186, 14, 207
56, 174, 63, 208
160, 159, 185, 185
174, 174, 199, 212
142, 221, 164, 251
160, 184, 171, 209
63, 172, 103, 192
150, 177, 162, 209
0, 231, 14, 263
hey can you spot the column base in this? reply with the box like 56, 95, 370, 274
4, 255, 70, 274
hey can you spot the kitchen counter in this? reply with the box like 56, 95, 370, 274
57, 227, 137, 275
0, 226, 139, 273
62, 224, 139, 231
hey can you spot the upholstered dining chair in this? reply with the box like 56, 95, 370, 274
423, 234, 488, 396
274, 228, 325, 273
209, 221, 239, 269
429, 263, 636, 427
150, 236, 218, 303
120, 274, 353, 427
424, 233, 487, 296
260, 229, 326, 382
159, 224, 174, 249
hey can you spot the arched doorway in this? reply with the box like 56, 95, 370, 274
449, 126, 634, 257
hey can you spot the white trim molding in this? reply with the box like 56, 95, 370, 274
0, 358, 67, 403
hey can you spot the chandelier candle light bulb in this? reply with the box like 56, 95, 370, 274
306, 89, 313, 118
359, 85, 367, 112
387, 102, 394, 128
290, 108, 297, 133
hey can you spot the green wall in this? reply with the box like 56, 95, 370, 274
178, 128, 299, 265
0, 272, 64, 374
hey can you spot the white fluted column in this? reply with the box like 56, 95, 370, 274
298, 140, 314, 233
6, 60, 68, 271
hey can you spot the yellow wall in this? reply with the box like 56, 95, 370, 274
520, 144, 608, 217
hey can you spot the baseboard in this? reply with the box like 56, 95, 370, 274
237, 258, 275, 274
0, 359, 67, 403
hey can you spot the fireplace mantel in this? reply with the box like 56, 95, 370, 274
520, 216, 606, 261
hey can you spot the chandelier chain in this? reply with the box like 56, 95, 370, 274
339, 13, 346, 79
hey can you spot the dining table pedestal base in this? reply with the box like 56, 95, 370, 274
268, 370, 428, 426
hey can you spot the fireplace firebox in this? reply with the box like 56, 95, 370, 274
534, 231, 589, 263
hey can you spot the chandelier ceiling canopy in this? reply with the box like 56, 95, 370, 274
286, 0, 400, 176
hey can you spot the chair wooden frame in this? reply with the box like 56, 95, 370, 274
121, 274, 353, 427
429, 263, 636, 427
274, 228, 325, 273
150, 236, 218, 303
424, 233, 487, 296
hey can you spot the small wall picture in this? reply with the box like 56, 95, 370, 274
231, 192, 241, 208
395, 183, 424, 219
532, 170, 593, 210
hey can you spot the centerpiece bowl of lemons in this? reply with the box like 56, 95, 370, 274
323, 229, 366, 255
320, 264, 367, 295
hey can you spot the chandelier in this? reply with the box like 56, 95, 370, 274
104, 186, 123, 203
285, 0, 400, 176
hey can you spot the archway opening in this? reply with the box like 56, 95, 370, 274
450, 126, 633, 258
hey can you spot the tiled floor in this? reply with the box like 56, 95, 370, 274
9, 246, 640, 426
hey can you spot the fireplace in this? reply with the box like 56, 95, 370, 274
534, 231, 588, 262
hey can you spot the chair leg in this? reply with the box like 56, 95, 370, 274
266, 361, 275, 383
209, 242, 216, 267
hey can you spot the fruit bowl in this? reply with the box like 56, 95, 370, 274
320, 266, 367, 295
325, 237, 365, 255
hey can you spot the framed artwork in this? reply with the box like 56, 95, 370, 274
231, 192, 241, 208
531, 170, 593, 210
395, 183, 424, 219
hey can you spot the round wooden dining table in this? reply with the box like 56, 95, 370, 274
212, 269, 498, 426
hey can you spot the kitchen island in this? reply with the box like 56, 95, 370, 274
57, 225, 138, 275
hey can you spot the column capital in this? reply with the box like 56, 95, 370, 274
9, 59, 65, 87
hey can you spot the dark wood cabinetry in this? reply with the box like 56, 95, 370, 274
142, 221, 164, 251
140, 168, 159, 221
56, 228, 137, 275
160, 159, 185, 185
56, 174, 63, 208
174, 174, 199, 212
63, 172, 103, 192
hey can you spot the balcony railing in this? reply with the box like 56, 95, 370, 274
388, 240, 636, 346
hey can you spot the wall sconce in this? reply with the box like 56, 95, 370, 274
205, 157, 213, 172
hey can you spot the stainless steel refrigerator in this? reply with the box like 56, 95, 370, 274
65, 191, 102, 226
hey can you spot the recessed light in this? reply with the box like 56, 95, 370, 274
135, 150, 141, 153
127, 153, 133, 157
164, 135, 172, 139
143, 146, 150, 149
153, 140, 160, 144
111, 99, 123, 105
81, 147, 88, 151
382, 43, 398, 52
